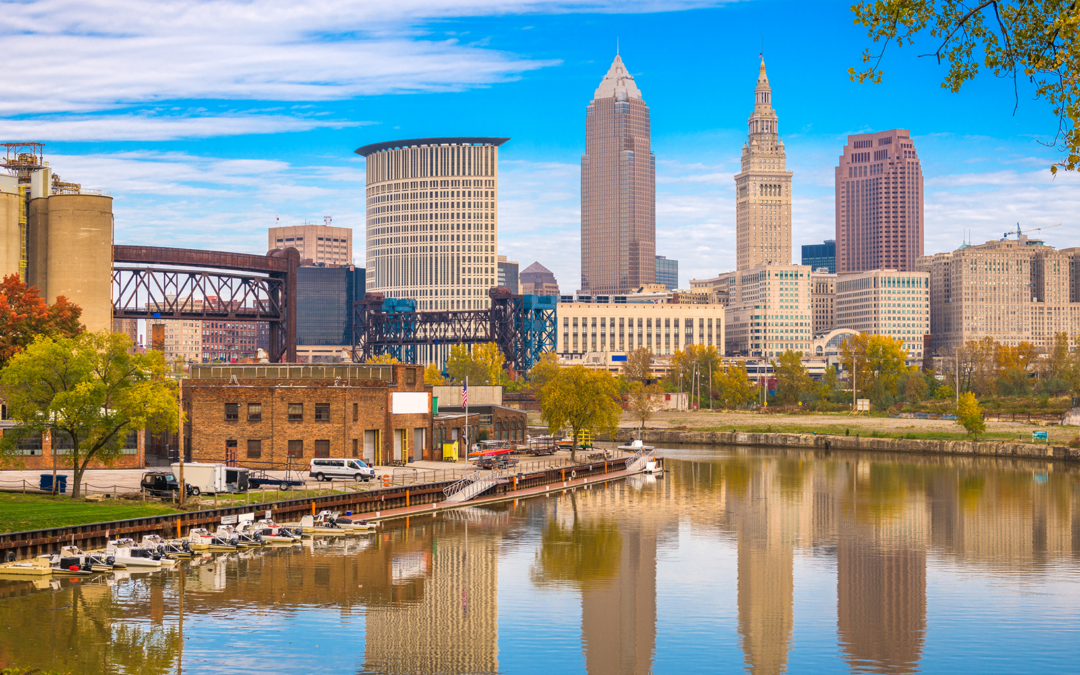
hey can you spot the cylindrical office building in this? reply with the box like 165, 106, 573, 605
0, 186, 21, 279
355, 137, 507, 312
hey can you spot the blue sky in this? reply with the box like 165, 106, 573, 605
2, 0, 1076, 291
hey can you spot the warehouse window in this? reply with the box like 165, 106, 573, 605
247, 403, 262, 421
287, 440, 303, 458
247, 439, 262, 459
288, 404, 303, 421
315, 404, 330, 422
224, 403, 239, 421
314, 440, 330, 457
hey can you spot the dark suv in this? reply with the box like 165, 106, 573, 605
140, 472, 199, 498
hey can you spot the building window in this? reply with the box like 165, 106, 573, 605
352, 403, 358, 422
288, 440, 303, 458
288, 404, 303, 421
248, 403, 262, 421
352, 438, 359, 458
225, 403, 239, 421
247, 439, 262, 459
314, 440, 330, 457
315, 404, 330, 422
405, 368, 416, 386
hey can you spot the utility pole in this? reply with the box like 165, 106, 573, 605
178, 377, 185, 507
955, 350, 960, 406
852, 354, 857, 410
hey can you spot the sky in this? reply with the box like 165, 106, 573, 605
2, 0, 1076, 291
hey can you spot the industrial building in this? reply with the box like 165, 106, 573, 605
356, 137, 505, 312
1, 143, 113, 332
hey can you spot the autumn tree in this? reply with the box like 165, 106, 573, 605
851, 0, 1080, 173
715, 362, 759, 409
621, 347, 653, 383
445, 343, 505, 385
527, 352, 561, 393
537, 365, 622, 462
771, 350, 813, 405
627, 382, 663, 429
0, 274, 83, 369
364, 354, 400, 364
0, 331, 179, 498
423, 363, 447, 385
666, 345, 721, 392
840, 333, 909, 408
956, 391, 986, 439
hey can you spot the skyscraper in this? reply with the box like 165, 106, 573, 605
356, 137, 505, 311
580, 54, 655, 295
735, 59, 793, 271
269, 221, 353, 266
654, 255, 678, 291
835, 130, 923, 272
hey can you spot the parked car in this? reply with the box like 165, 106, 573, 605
309, 458, 376, 482
140, 471, 199, 498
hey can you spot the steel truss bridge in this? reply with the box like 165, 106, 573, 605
112, 246, 299, 362
352, 288, 557, 376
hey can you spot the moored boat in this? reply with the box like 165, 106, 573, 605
247, 518, 302, 544
313, 510, 376, 532
106, 538, 172, 568
187, 528, 237, 552
298, 514, 350, 536
0, 558, 55, 577
618, 438, 655, 451
142, 534, 194, 559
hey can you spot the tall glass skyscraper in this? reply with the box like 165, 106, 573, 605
801, 240, 835, 273
655, 255, 678, 290
580, 54, 655, 295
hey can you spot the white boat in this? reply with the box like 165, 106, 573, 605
247, 518, 302, 544
53, 545, 121, 572
187, 528, 237, 552
106, 538, 172, 568
216, 524, 262, 548
618, 438, 655, 451
298, 514, 349, 536
314, 510, 376, 532
643, 459, 662, 475
141, 534, 193, 559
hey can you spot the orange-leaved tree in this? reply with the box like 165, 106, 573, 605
0, 274, 83, 370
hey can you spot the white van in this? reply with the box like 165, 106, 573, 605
309, 458, 376, 482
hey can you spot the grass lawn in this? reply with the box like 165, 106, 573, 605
0, 492, 182, 534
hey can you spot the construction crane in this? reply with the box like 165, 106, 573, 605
1005, 222, 1060, 240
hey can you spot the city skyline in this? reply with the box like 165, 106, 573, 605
0, 1, 1076, 294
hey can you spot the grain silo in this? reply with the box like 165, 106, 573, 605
0, 178, 20, 279
41, 192, 114, 332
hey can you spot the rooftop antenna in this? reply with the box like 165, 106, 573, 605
616, 37, 619, 56
324, 215, 333, 226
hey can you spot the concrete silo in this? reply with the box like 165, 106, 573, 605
0, 179, 21, 279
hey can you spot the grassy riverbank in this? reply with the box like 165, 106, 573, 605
0, 493, 181, 534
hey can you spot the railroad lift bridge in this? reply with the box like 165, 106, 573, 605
352, 287, 557, 377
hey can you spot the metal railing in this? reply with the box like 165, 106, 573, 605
443, 469, 508, 503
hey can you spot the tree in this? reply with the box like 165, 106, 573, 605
527, 352, 561, 393
665, 345, 721, 394
956, 391, 986, 439
621, 347, 653, 382
0, 274, 83, 369
771, 349, 813, 405
840, 333, 909, 408
0, 331, 179, 498
904, 370, 928, 402
445, 343, 505, 385
627, 382, 663, 429
537, 365, 622, 462
423, 363, 446, 385
364, 354, 399, 364
850, 0, 1080, 174
715, 362, 759, 409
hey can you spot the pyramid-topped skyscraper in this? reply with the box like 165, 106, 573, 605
580, 53, 655, 295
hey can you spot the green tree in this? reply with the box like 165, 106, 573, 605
850, 0, 1080, 174
956, 391, 986, 439
445, 343, 505, 385
715, 362, 759, 409
0, 274, 83, 370
526, 352, 561, 393
904, 370, 928, 402
0, 331, 179, 498
771, 349, 812, 405
537, 365, 622, 462
621, 347, 653, 382
423, 363, 446, 385
840, 333, 909, 409
936, 383, 956, 401
626, 382, 662, 429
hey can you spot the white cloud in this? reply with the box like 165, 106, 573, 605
0, 114, 369, 141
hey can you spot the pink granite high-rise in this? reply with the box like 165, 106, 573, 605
580, 54, 655, 295
835, 130, 923, 272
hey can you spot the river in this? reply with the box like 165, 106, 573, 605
2, 446, 1080, 674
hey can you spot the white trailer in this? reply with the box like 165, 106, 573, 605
170, 463, 250, 494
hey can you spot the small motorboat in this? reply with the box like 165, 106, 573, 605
142, 534, 193, 559
618, 438, 654, 451
0, 557, 56, 577
53, 545, 120, 572
187, 528, 237, 552
314, 510, 376, 532
106, 538, 172, 568
216, 524, 262, 548
36, 550, 97, 576
298, 514, 349, 536
248, 518, 302, 543
643, 459, 662, 475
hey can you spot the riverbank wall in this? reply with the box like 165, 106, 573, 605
612, 429, 1080, 462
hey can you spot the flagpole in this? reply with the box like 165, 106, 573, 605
464, 376, 469, 469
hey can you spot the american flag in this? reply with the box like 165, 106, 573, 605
462, 379, 468, 406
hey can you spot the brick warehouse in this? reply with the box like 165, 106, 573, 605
183, 363, 438, 466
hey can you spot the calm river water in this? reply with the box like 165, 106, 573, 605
3, 446, 1080, 674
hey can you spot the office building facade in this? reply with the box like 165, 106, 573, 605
802, 240, 836, 273
917, 237, 1080, 352
497, 255, 519, 293
835, 269, 930, 358
810, 271, 837, 335
580, 54, 656, 295
269, 223, 353, 266
295, 265, 366, 361
735, 60, 793, 271
655, 255, 678, 291
556, 300, 723, 357
519, 261, 560, 297
724, 263, 813, 358
836, 130, 923, 272
357, 137, 505, 311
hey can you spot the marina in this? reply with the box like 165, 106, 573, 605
2, 446, 1080, 673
